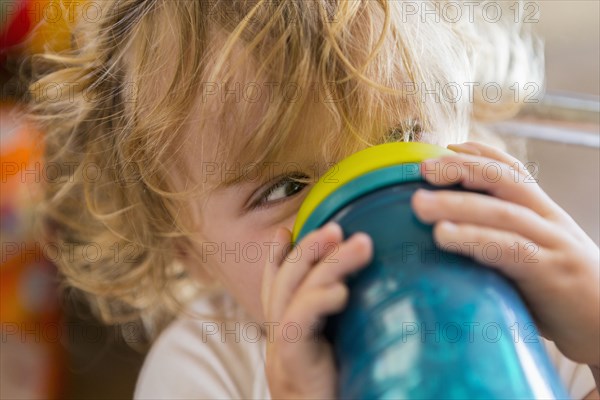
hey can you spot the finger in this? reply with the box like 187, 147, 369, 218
432, 220, 550, 282
411, 189, 565, 248
448, 142, 585, 230
268, 222, 343, 321
279, 283, 349, 364
261, 227, 292, 317
285, 283, 349, 333
420, 154, 560, 218
298, 232, 373, 291
447, 141, 531, 177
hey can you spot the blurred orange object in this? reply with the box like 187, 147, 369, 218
1, 102, 66, 399
1, 0, 86, 55
27, 0, 87, 54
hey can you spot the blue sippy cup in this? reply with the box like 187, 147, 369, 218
291, 142, 568, 399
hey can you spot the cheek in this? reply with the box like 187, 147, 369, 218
201, 228, 277, 320
203, 227, 272, 272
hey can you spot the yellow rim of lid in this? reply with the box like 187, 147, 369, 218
292, 142, 454, 240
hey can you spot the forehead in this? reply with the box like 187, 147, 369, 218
180, 40, 341, 189
185, 92, 337, 187
177, 25, 418, 192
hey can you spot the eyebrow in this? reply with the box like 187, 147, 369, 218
212, 161, 311, 191
215, 172, 252, 189
211, 160, 276, 190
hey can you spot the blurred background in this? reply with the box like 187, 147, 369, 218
1, 1, 598, 399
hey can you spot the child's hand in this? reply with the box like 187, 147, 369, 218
411, 141, 600, 369
261, 223, 373, 399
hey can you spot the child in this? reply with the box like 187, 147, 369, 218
28, 0, 599, 398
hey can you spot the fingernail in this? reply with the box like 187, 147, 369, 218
415, 189, 435, 202
421, 158, 438, 165
421, 157, 444, 170
447, 142, 481, 155
323, 222, 342, 235
439, 220, 457, 232
351, 232, 372, 244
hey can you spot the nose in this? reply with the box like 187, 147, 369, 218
284, 213, 298, 233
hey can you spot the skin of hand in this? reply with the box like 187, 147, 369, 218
411, 141, 600, 386
261, 222, 373, 399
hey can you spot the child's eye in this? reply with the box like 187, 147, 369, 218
251, 174, 309, 209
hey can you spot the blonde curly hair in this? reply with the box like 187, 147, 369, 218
27, 0, 542, 339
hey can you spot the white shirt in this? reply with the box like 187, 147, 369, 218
134, 294, 596, 400
135, 293, 270, 400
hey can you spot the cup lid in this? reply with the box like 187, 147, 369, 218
291, 142, 453, 241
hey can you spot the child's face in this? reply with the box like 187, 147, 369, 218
198, 165, 304, 323
182, 90, 336, 324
